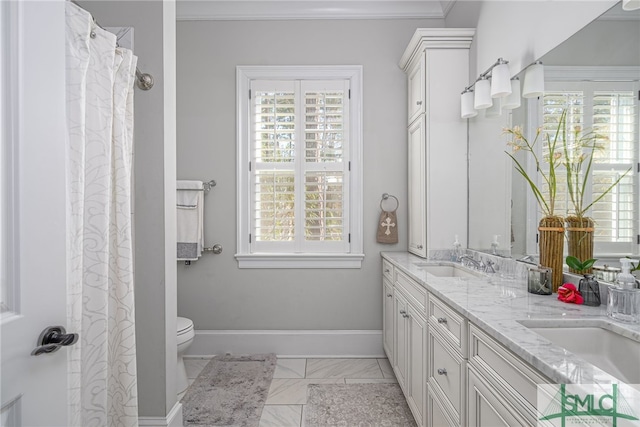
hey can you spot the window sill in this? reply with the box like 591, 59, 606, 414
235, 253, 365, 269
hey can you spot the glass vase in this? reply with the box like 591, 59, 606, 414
578, 274, 601, 306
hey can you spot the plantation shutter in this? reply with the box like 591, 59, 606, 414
250, 79, 350, 254
542, 82, 639, 254
590, 91, 636, 252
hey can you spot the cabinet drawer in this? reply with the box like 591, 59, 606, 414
468, 324, 548, 422
428, 294, 467, 357
395, 270, 427, 313
428, 329, 466, 425
427, 386, 457, 427
382, 259, 394, 281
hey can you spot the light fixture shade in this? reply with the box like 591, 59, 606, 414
522, 62, 544, 98
485, 98, 502, 117
474, 78, 492, 109
502, 79, 521, 110
461, 91, 477, 119
623, 0, 640, 10
490, 63, 511, 98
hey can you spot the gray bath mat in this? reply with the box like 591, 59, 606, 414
181, 353, 277, 427
305, 383, 417, 427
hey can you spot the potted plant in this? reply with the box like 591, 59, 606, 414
565, 256, 600, 306
562, 116, 631, 274
505, 110, 566, 292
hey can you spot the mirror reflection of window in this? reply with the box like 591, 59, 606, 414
536, 80, 638, 256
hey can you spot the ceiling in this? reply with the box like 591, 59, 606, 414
176, 0, 458, 21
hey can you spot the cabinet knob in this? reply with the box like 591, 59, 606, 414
437, 317, 448, 324
399, 310, 406, 315
416, 100, 423, 105
437, 368, 447, 375
386, 293, 393, 298
417, 245, 423, 250
384, 269, 390, 273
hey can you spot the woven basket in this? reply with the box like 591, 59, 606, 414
539, 216, 565, 292
566, 216, 594, 274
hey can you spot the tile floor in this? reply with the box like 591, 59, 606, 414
181, 357, 398, 427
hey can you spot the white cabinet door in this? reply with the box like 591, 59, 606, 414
407, 305, 427, 427
407, 53, 425, 125
393, 291, 409, 392
467, 367, 529, 427
383, 278, 394, 364
408, 115, 426, 257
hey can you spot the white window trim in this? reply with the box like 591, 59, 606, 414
235, 65, 364, 268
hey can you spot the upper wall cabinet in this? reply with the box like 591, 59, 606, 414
399, 29, 475, 258
407, 58, 425, 125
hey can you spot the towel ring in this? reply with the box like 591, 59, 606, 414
380, 193, 399, 211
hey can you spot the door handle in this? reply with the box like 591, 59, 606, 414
31, 326, 79, 356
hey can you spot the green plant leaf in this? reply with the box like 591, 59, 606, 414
582, 258, 597, 270
566, 255, 582, 270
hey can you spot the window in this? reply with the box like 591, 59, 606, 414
536, 78, 639, 255
236, 66, 363, 268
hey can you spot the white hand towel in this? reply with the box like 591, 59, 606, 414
177, 180, 204, 261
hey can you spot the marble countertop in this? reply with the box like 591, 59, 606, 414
381, 251, 640, 386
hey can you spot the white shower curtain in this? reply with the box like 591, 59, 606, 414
65, 3, 138, 426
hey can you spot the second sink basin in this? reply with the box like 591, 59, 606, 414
415, 264, 483, 279
520, 319, 640, 384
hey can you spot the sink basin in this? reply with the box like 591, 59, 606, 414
415, 264, 483, 279
520, 319, 640, 383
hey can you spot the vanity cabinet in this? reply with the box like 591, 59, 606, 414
467, 324, 548, 426
392, 270, 428, 427
383, 279, 394, 363
399, 29, 474, 258
381, 255, 552, 427
427, 295, 468, 427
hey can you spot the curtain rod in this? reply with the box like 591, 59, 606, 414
71, 0, 154, 91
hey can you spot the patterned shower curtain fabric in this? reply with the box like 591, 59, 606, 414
65, 3, 139, 426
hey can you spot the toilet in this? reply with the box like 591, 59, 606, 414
176, 316, 195, 394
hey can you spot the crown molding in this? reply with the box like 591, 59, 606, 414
177, 0, 455, 21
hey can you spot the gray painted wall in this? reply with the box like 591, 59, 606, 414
176, 18, 439, 331
78, 1, 177, 418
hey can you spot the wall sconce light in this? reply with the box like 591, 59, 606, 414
522, 61, 544, 98
622, 0, 640, 10
461, 89, 478, 118
460, 57, 511, 119
502, 77, 521, 110
474, 76, 493, 109
490, 58, 511, 98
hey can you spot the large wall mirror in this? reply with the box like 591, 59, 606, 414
468, 2, 640, 261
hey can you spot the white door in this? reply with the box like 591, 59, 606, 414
1, 1, 70, 425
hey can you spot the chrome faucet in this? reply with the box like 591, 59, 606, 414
483, 259, 496, 274
459, 254, 482, 270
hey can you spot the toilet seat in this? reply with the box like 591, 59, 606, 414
177, 316, 194, 335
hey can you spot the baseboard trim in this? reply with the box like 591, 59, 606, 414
186, 329, 384, 358
138, 402, 183, 427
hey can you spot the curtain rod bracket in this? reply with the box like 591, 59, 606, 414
136, 69, 154, 91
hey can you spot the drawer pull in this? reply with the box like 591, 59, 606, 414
386, 293, 393, 298
437, 368, 447, 375
399, 310, 406, 315
417, 244, 424, 249
384, 269, 390, 273
417, 100, 423, 105
437, 317, 448, 324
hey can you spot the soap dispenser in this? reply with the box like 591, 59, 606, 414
607, 258, 640, 323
